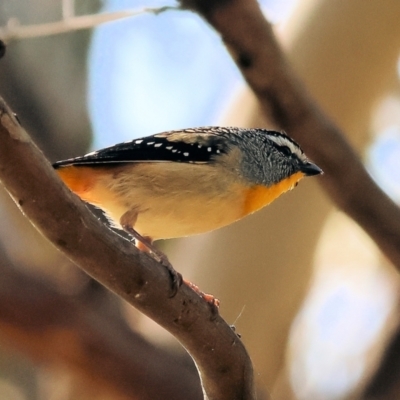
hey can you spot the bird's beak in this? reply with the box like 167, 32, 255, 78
300, 161, 323, 176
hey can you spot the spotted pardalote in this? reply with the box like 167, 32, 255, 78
54, 127, 322, 243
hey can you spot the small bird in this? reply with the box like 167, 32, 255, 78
54, 127, 321, 297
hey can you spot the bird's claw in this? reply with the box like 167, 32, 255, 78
184, 279, 220, 316
159, 255, 183, 298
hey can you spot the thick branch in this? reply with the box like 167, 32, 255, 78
0, 99, 255, 400
180, 0, 400, 269
0, 252, 202, 400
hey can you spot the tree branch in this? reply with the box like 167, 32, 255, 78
0, 250, 202, 400
0, 7, 175, 43
0, 98, 255, 400
179, 0, 400, 269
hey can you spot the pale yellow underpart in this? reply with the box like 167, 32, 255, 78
88, 162, 246, 240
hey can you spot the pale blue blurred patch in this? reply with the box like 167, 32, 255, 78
261, 0, 300, 23
87, 0, 298, 148
289, 267, 397, 400
88, 1, 240, 148
368, 126, 400, 203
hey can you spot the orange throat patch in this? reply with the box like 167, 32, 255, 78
242, 172, 304, 216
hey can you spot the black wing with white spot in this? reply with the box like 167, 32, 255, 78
53, 127, 231, 168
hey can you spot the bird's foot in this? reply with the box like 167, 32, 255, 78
184, 279, 220, 316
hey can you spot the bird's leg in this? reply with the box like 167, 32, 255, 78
129, 229, 165, 265
120, 210, 182, 297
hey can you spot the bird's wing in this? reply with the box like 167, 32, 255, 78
53, 127, 232, 168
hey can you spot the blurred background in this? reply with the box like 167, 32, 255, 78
0, 0, 400, 399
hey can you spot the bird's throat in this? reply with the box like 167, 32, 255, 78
242, 172, 304, 216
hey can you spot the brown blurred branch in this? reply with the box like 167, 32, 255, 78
0, 251, 202, 400
0, 99, 255, 400
179, 0, 400, 269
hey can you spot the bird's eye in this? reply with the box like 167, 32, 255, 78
279, 146, 292, 156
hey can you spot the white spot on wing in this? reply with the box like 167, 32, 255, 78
135, 139, 143, 144
154, 143, 162, 148
183, 152, 189, 156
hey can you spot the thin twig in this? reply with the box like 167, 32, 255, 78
0, 6, 176, 43
62, 0, 75, 20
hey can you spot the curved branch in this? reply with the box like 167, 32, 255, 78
0, 251, 202, 400
180, 0, 400, 269
0, 99, 255, 400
